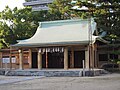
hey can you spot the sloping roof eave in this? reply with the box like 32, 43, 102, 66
11, 41, 90, 47
96, 37, 110, 44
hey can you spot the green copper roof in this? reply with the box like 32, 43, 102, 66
12, 19, 105, 47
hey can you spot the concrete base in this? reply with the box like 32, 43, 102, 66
0, 69, 5, 75
0, 69, 109, 77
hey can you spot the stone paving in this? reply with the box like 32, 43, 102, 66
0, 76, 44, 85
0, 73, 120, 90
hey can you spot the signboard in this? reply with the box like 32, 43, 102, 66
2, 57, 16, 63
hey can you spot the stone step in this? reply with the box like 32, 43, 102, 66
2, 69, 109, 77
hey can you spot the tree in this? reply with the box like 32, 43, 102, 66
13, 7, 37, 40
0, 6, 16, 48
48, 0, 71, 20
0, 22, 11, 48
70, 0, 120, 42
0, 6, 37, 49
0, 6, 53, 49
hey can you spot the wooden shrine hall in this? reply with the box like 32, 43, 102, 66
11, 19, 108, 70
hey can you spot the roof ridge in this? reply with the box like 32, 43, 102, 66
39, 19, 89, 28
40, 19, 89, 23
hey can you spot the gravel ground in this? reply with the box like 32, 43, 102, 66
0, 73, 120, 90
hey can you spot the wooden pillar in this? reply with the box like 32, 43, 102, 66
28, 49, 32, 69
64, 47, 68, 70
94, 49, 97, 68
46, 52, 48, 68
19, 49, 23, 70
85, 46, 89, 69
88, 44, 95, 69
9, 53, 12, 69
71, 48, 74, 68
0, 52, 2, 68
9, 47, 12, 69
38, 52, 42, 69
89, 44, 94, 69
94, 44, 98, 68
118, 48, 120, 70
92, 44, 95, 68
97, 52, 100, 68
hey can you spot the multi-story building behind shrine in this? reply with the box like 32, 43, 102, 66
23, 0, 53, 11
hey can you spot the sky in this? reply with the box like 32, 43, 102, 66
0, 0, 25, 11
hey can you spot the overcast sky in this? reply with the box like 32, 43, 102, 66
0, 0, 25, 11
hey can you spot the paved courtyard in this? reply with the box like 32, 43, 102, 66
0, 73, 120, 90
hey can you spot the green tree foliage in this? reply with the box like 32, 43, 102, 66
70, 0, 120, 42
13, 7, 37, 40
0, 6, 16, 48
94, 0, 120, 42
0, 6, 37, 49
0, 6, 52, 49
0, 22, 11, 48
48, 0, 71, 20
